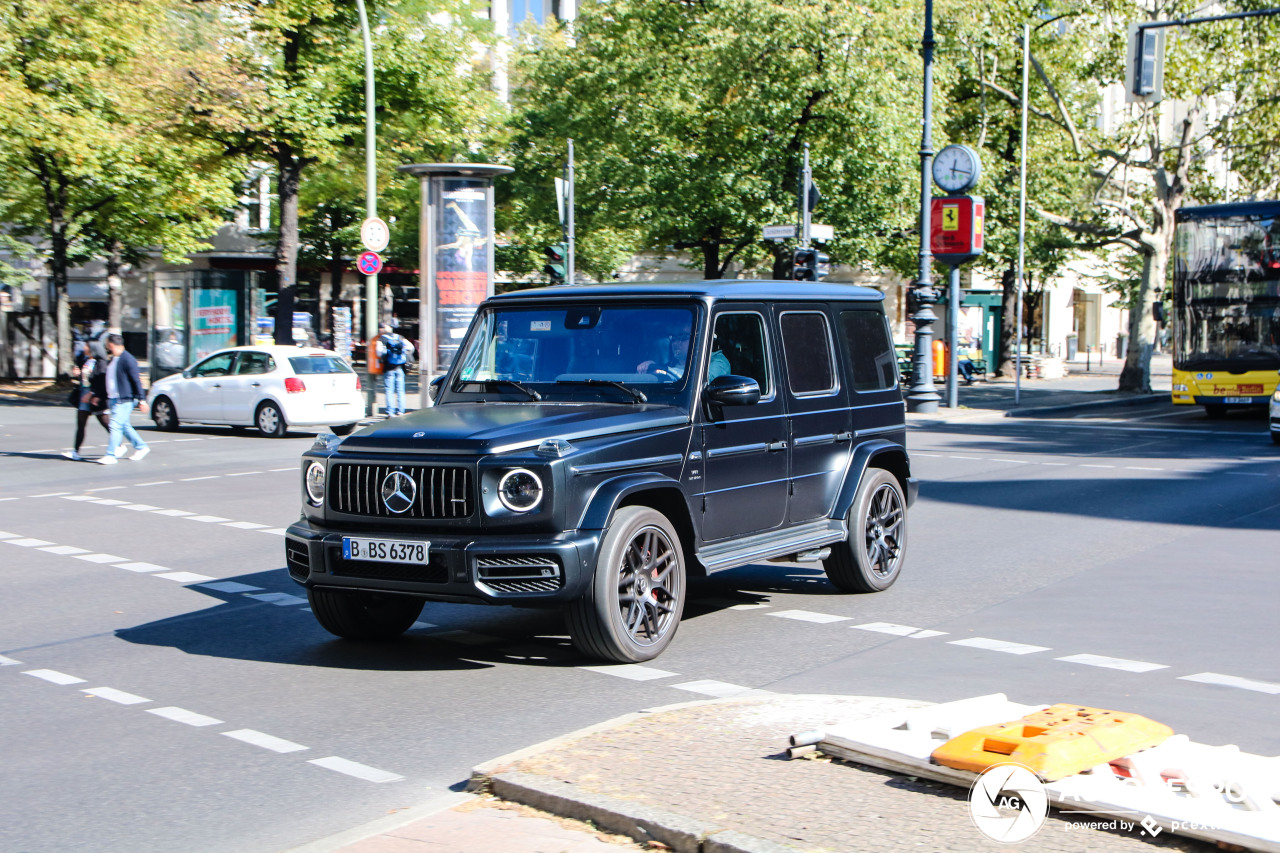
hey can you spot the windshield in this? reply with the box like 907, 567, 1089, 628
451, 303, 698, 398
1174, 212, 1280, 370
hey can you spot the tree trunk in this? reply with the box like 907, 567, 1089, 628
106, 238, 124, 332
274, 149, 303, 345
996, 263, 1017, 377
1118, 244, 1165, 393
702, 241, 721, 280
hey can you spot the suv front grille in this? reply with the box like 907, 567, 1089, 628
476, 556, 563, 594
329, 463, 473, 519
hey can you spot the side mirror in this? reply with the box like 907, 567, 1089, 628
429, 374, 446, 401
704, 374, 760, 407
182, 368, 193, 379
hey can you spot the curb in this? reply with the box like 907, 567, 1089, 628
1004, 392, 1163, 417
469, 696, 839, 853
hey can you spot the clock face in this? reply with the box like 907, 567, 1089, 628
933, 145, 980, 193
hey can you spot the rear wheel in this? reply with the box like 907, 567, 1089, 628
256, 401, 287, 437
567, 506, 686, 662
1272, 429, 1280, 446
151, 396, 179, 432
307, 588, 423, 641
823, 468, 907, 593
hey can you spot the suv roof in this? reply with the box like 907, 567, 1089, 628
490, 279, 885, 303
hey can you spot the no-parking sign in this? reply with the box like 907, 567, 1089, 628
357, 251, 383, 275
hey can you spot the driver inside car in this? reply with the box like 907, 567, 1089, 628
637, 328, 729, 380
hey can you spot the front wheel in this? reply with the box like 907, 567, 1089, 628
256, 402, 287, 437
331, 423, 357, 436
566, 506, 686, 662
1272, 429, 1280, 446
307, 587, 423, 641
151, 396, 179, 432
823, 468, 907, 593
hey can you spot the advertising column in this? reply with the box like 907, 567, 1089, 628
397, 163, 513, 408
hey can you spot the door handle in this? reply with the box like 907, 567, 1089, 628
211, 383, 221, 388
834, 432, 853, 442
251, 382, 261, 387
767, 440, 788, 452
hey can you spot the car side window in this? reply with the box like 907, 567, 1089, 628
711, 312, 770, 394
839, 310, 897, 391
779, 311, 836, 396
234, 352, 274, 375
193, 352, 235, 378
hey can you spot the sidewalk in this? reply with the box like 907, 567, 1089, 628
321, 694, 1215, 853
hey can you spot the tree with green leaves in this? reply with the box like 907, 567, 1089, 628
505, 0, 923, 282
192, 0, 499, 340
0, 0, 241, 376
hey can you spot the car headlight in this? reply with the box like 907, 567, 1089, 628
305, 461, 326, 506
497, 468, 543, 512
1172, 383, 1188, 392
1272, 389, 1280, 403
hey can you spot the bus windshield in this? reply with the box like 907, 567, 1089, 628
1174, 205, 1280, 371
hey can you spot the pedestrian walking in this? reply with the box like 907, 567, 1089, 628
63, 343, 110, 461
375, 322, 415, 417
99, 334, 151, 464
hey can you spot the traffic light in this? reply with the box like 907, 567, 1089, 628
543, 243, 567, 285
791, 248, 831, 281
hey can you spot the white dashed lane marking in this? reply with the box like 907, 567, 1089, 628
1179, 673, 1280, 694
308, 757, 404, 783
579, 664, 677, 681
115, 562, 170, 573
672, 680, 773, 698
948, 637, 1051, 655
157, 571, 215, 583
24, 669, 86, 685
201, 581, 263, 594
767, 609, 851, 624
148, 707, 224, 727
0, 655, 23, 666
37, 545, 90, 556
83, 687, 151, 705
74, 553, 127, 564
222, 729, 308, 753
5, 538, 54, 548
853, 622, 946, 639
1055, 653, 1169, 673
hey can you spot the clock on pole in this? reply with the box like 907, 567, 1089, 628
932, 144, 982, 194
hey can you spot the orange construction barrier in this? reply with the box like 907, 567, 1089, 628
931, 704, 1173, 782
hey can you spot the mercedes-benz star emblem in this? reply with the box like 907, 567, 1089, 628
381, 471, 417, 514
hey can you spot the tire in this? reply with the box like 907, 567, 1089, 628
1205, 404, 1228, 418
1272, 429, 1280, 446
823, 468, 907, 593
331, 423, 358, 436
566, 506, 687, 663
256, 401, 287, 437
151, 396, 180, 432
307, 587, 423, 641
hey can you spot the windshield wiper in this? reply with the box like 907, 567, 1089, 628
453, 379, 542, 401
554, 378, 647, 403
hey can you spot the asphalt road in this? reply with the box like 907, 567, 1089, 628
0, 399, 1276, 852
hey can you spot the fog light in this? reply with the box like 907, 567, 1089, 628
497, 468, 542, 512
305, 461, 326, 506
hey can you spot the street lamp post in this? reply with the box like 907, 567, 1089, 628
906, 0, 941, 413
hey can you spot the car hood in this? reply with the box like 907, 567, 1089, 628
337, 402, 689, 454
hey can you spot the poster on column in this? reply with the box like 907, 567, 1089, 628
434, 179, 491, 370
191, 288, 238, 361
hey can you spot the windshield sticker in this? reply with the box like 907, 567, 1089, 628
530, 320, 551, 331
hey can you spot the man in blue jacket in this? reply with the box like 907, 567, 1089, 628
99, 334, 151, 464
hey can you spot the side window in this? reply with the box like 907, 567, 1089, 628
839, 310, 897, 391
193, 352, 235, 378
711, 313, 770, 393
234, 352, 275, 375
779, 311, 836, 395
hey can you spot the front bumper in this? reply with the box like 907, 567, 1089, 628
285, 519, 601, 605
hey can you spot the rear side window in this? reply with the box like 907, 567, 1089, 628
235, 351, 276, 375
839, 310, 897, 391
779, 311, 836, 395
289, 355, 354, 375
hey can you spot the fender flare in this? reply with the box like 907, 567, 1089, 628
576, 472, 691, 532
832, 440, 913, 520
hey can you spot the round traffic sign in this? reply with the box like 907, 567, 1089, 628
357, 251, 383, 275
361, 217, 390, 252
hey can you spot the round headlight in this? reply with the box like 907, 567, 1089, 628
305, 461, 326, 506
497, 468, 543, 512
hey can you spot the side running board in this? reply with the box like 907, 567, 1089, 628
696, 519, 847, 574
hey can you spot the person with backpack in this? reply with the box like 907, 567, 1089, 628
375, 322, 415, 417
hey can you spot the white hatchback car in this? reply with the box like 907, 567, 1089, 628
147, 346, 366, 437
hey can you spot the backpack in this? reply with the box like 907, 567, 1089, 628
382, 335, 407, 367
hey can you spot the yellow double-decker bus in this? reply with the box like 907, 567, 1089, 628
1171, 201, 1280, 416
